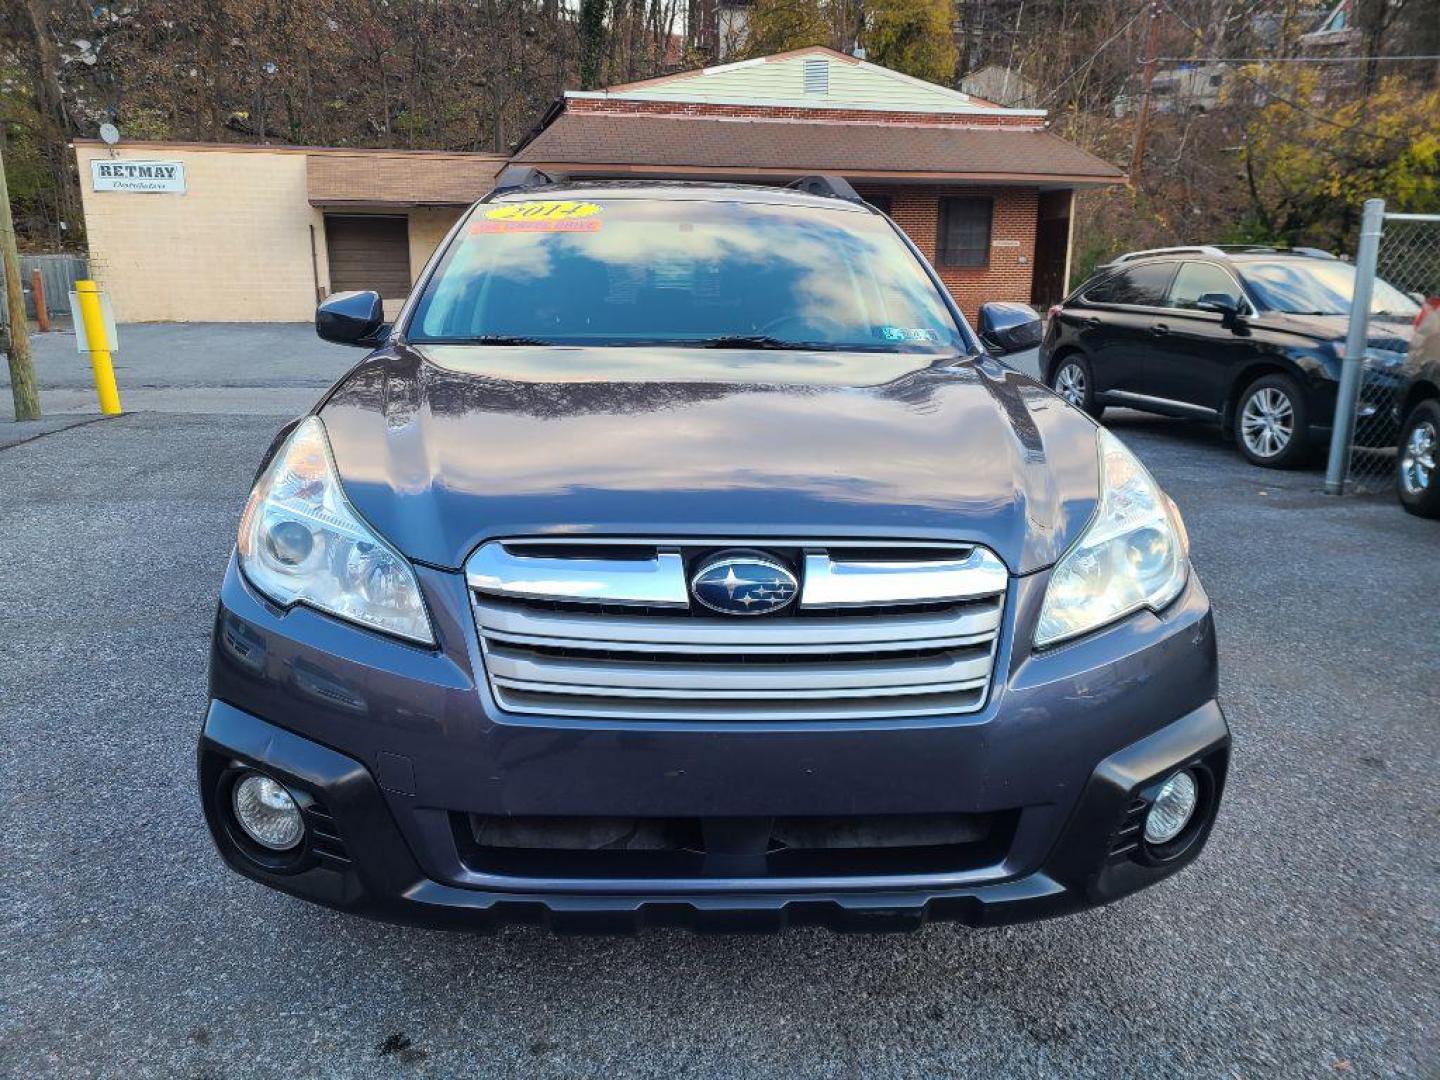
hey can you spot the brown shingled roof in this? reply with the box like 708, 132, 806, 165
307, 150, 506, 207
514, 112, 1125, 185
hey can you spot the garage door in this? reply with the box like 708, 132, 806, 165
324, 215, 411, 299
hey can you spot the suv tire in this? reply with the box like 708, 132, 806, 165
1235, 374, 1311, 469
1396, 398, 1440, 518
1049, 355, 1105, 420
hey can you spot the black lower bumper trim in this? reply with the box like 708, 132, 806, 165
198, 699, 1229, 933
394, 871, 1081, 933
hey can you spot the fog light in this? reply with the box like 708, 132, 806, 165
231, 772, 304, 851
1144, 770, 1198, 845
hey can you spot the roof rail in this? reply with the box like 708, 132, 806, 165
1114, 243, 1340, 263
1111, 245, 1227, 263
786, 174, 866, 205
1211, 244, 1337, 259
492, 165, 561, 195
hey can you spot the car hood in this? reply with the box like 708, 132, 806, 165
317, 344, 1103, 573
1266, 312, 1413, 355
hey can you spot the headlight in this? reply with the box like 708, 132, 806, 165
237, 416, 434, 644
1035, 429, 1188, 647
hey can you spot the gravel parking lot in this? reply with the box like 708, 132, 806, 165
2, 326, 1436, 1078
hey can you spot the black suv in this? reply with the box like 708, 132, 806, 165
1040, 246, 1418, 468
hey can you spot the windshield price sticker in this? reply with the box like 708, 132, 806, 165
474, 201, 602, 233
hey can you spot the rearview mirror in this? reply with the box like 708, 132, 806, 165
316, 290, 390, 347
977, 302, 1043, 357
1195, 292, 1242, 324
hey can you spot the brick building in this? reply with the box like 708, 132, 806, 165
73, 46, 1121, 322
514, 47, 1126, 318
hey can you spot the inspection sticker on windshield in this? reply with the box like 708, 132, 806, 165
880, 326, 941, 344
473, 200, 602, 233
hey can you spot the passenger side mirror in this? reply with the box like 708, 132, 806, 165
316, 290, 390, 347
1195, 292, 1242, 326
977, 302, 1043, 357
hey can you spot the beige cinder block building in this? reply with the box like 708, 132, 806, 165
74, 141, 504, 322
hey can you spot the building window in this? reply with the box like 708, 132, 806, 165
937, 197, 993, 267
803, 59, 829, 95
866, 194, 893, 215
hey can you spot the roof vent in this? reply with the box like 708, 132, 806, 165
803, 58, 829, 96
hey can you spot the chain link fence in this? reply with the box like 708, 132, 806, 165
1326, 203, 1440, 495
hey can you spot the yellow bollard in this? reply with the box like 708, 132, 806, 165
75, 279, 122, 414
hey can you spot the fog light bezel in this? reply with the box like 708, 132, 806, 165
1133, 762, 1216, 865
216, 765, 314, 873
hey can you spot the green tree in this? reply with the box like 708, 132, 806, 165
578, 0, 607, 90
747, 0, 835, 56
747, 0, 958, 84
865, 0, 956, 84
1243, 71, 1440, 250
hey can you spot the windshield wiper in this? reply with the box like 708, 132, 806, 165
464, 334, 555, 346
691, 335, 815, 350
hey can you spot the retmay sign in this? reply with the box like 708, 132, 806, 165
91, 159, 186, 193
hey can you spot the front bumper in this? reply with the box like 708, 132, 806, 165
200, 697, 1228, 931
200, 555, 1230, 932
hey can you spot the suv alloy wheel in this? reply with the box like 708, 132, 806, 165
1049, 356, 1104, 420
1397, 399, 1440, 518
1235, 374, 1310, 468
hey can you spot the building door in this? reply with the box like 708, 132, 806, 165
1030, 191, 1072, 309
324, 215, 411, 299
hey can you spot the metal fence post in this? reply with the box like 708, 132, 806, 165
1325, 198, 1385, 495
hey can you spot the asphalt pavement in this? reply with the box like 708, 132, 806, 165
1, 325, 1436, 1078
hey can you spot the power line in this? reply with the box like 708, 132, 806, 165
1138, 0, 1413, 158
1037, 9, 1146, 106
1154, 54, 1440, 64
1227, 65, 1413, 151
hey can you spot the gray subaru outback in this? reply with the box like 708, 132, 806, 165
198, 172, 1229, 932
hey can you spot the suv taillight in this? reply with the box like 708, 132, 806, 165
1046, 305, 1063, 321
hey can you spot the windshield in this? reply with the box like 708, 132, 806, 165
1240, 260, 1421, 321
407, 196, 969, 353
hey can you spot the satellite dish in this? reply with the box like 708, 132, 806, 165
99, 123, 120, 146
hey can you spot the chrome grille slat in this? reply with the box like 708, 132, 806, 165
467, 544, 690, 607
489, 688, 990, 722
482, 630, 996, 656
483, 643, 994, 694
490, 677, 990, 700
466, 538, 1008, 722
474, 596, 1003, 651
800, 550, 1008, 608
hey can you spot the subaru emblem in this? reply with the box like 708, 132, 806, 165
690, 552, 799, 616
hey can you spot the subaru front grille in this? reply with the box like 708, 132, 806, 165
464, 539, 1009, 721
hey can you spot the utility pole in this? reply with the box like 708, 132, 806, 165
0, 135, 42, 421
1130, 2, 1163, 187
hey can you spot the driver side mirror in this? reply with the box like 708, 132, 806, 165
977, 302, 1043, 357
1195, 292, 1243, 326
316, 290, 390, 347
